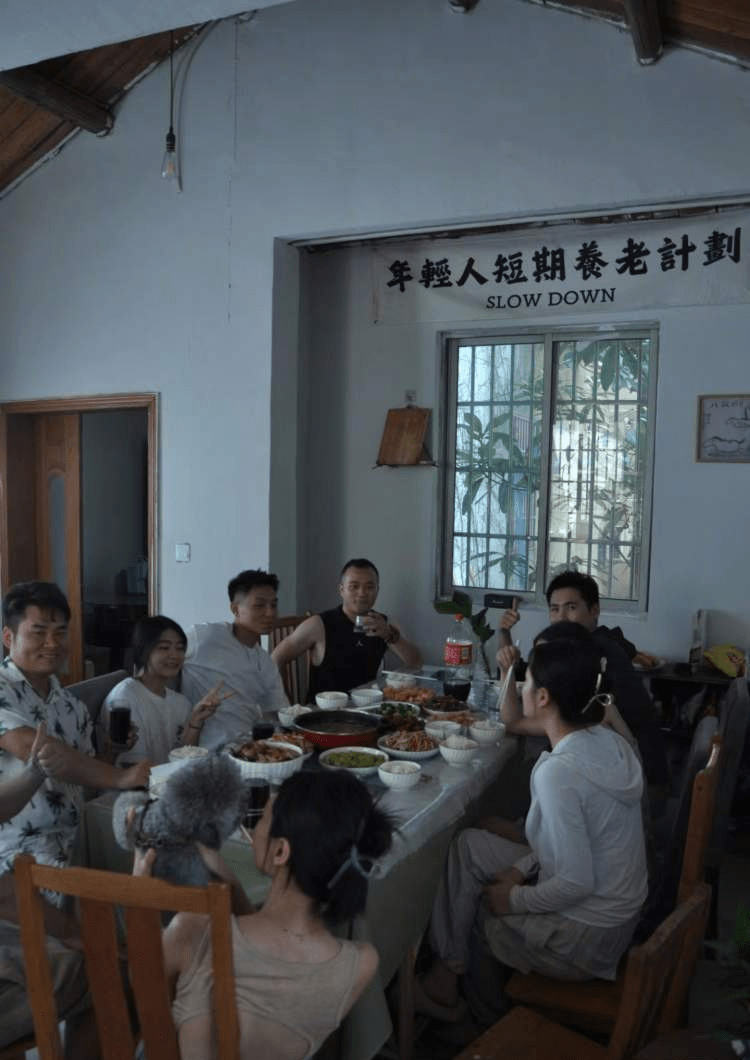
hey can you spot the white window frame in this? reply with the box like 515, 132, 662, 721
437, 323, 659, 614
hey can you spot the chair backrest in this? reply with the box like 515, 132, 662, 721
267, 613, 311, 703
14, 856, 239, 1060
67, 669, 129, 727
607, 882, 710, 1060
708, 676, 750, 870
677, 736, 721, 904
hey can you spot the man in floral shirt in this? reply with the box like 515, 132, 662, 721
0, 581, 150, 1054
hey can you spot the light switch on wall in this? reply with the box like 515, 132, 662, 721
175, 543, 191, 563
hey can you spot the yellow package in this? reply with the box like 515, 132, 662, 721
703, 644, 746, 678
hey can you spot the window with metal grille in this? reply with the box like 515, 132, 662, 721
439, 326, 657, 610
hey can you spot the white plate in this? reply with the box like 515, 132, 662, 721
358, 701, 421, 719
632, 657, 665, 672
319, 745, 389, 777
377, 734, 439, 760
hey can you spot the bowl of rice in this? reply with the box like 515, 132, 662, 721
438, 734, 479, 766
168, 745, 210, 763
378, 760, 421, 790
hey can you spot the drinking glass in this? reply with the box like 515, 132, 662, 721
243, 778, 271, 831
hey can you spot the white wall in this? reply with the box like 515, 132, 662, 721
300, 244, 750, 664
0, 0, 748, 648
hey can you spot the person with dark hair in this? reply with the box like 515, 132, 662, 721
272, 558, 422, 702
496, 570, 668, 788
0, 581, 149, 1054
182, 569, 289, 749
418, 636, 647, 1025
100, 616, 232, 765
133, 770, 393, 1060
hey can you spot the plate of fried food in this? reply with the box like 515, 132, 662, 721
382, 684, 437, 705
224, 738, 304, 781
267, 731, 315, 756
357, 701, 423, 731
378, 730, 439, 760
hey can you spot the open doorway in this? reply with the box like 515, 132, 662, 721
0, 393, 158, 683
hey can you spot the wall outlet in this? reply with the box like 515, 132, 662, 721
175, 543, 191, 563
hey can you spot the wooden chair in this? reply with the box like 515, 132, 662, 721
0, 1034, 37, 1060
506, 743, 720, 1035
13, 856, 240, 1060
268, 613, 311, 703
453, 883, 711, 1060
706, 676, 750, 937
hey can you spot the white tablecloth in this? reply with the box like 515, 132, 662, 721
82, 737, 516, 1060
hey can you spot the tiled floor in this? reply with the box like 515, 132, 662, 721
379, 842, 750, 1060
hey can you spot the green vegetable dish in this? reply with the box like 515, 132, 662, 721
325, 751, 384, 768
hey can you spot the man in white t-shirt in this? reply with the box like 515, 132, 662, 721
182, 569, 289, 750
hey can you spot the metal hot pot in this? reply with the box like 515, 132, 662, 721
294, 709, 380, 750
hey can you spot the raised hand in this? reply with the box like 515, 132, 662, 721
496, 644, 520, 675
499, 599, 521, 633
192, 681, 234, 727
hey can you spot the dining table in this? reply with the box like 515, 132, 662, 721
81, 733, 517, 1060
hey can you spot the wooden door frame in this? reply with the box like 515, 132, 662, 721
0, 393, 159, 615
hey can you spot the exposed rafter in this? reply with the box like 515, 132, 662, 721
0, 67, 113, 134
623, 0, 663, 63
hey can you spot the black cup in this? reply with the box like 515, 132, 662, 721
442, 680, 471, 702
109, 707, 131, 745
252, 721, 274, 742
243, 779, 271, 830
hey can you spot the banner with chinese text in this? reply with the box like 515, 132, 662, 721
372, 211, 748, 324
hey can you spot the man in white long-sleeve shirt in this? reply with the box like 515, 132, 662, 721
181, 569, 289, 750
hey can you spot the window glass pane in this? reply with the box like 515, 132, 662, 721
447, 330, 652, 607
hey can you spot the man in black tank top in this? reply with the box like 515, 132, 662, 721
271, 559, 422, 702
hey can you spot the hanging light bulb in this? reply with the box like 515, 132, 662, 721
161, 31, 179, 183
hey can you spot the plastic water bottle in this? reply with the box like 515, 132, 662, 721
444, 615, 473, 701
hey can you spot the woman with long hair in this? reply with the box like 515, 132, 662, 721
419, 636, 647, 1024
101, 615, 231, 764
135, 769, 393, 1060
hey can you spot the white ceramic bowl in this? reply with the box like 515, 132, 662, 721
439, 736, 479, 766
224, 740, 304, 781
378, 760, 422, 790
319, 745, 389, 778
469, 720, 506, 745
315, 691, 349, 710
350, 688, 384, 708
386, 673, 415, 690
168, 745, 210, 763
424, 720, 462, 741
278, 705, 311, 728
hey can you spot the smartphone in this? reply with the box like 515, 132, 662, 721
483, 593, 519, 610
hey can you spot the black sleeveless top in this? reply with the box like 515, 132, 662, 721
306, 606, 388, 702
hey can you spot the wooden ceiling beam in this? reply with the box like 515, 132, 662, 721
623, 0, 664, 62
0, 67, 113, 134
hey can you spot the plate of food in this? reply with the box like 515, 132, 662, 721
377, 730, 439, 760
382, 684, 437, 705
267, 731, 315, 756
224, 739, 304, 781
631, 653, 665, 672
319, 746, 389, 778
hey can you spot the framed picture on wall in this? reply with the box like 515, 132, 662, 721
696, 394, 750, 463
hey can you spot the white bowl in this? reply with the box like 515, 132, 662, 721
350, 688, 384, 708
278, 705, 311, 727
168, 745, 210, 763
469, 720, 506, 745
224, 740, 304, 782
319, 745, 389, 777
315, 691, 349, 710
439, 736, 479, 766
378, 760, 422, 790
386, 673, 414, 690
424, 720, 462, 741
